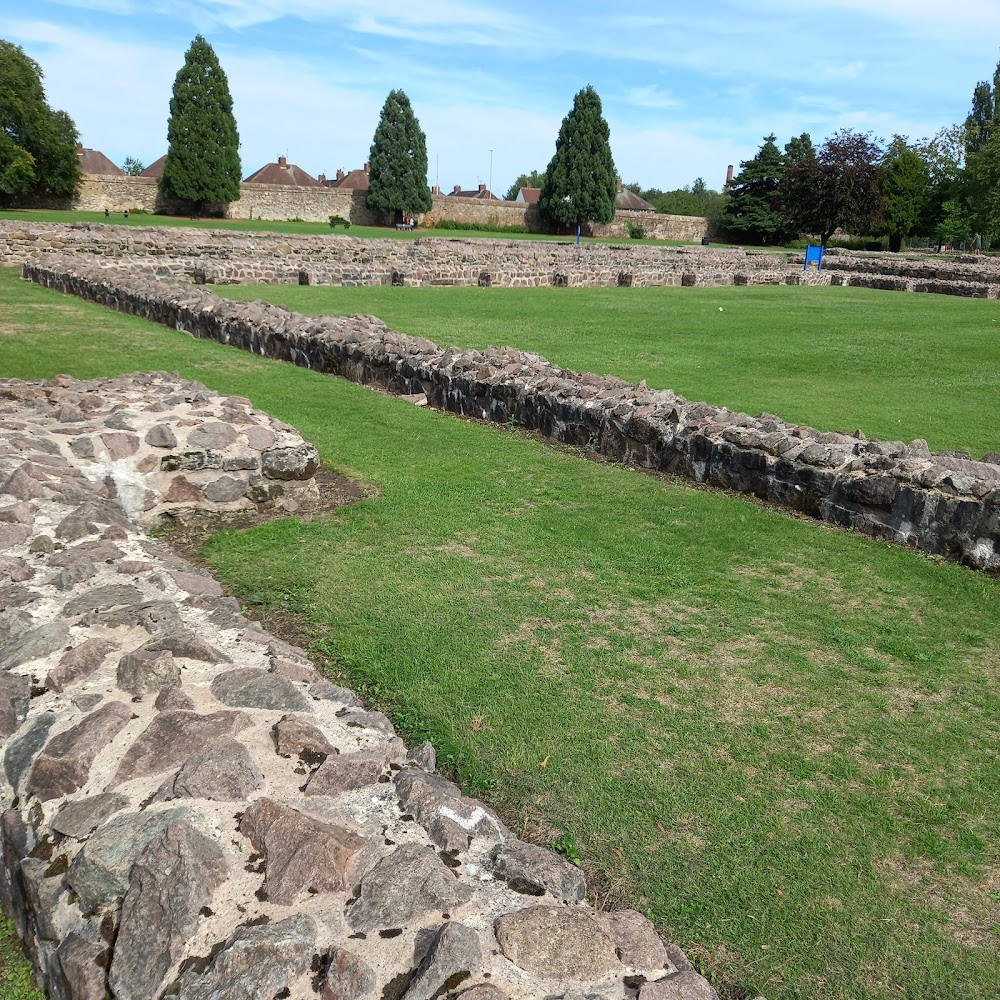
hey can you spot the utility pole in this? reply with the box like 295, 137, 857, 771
489, 149, 493, 200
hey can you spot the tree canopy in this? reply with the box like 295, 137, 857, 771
720, 134, 789, 244
160, 35, 241, 208
880, 137, 930, 252
366, 89, 432, 219
0, 40, 81, 201
504, 169, 545, 201
539, 85, 617, 230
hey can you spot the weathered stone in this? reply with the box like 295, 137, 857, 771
309, 679, 364, 707
187, 421, 239, 450
169, 569, 224, 597
71, 692, 103, 712
211, 667, 311, 712
0, 554, 33, 582
51, 792, 131, 839
165, 475, 201, 502
175, 914, 316, 1000
272, 714, 337, 758
269, 654, 319, 683
145, 424, 178, 448
100, 431, 139, 460
0, 582, 37, 609
320, 946, 377, 1000
0, 466, 46, 500
0, 673, 30, 739
243, 426, 276, 451
63, 583, 143, 616
78, 597, 181, 632
337, 706, 395, 736
306, 738, 404, 797
66, 806, 191, 913
51, 930, 109, 1000
154, 686, 195, 712
27, 700, 134, 801
593, 909, 674, 971
262, 444, 319, 480
488, 840, 586, 901
47, 557, 97, 591
455, 987, 509, 1000
0, 619, 69, 670
494, 905, 620, 980
203, 475, 248, 502
157, 737, 264, 801
68, 437, 96, 461
46, 637, 120, 693
4, 711, 56, 790
53, 513, 97, 542
348, 843, 474, 932
111, 709, 252, 787
407, 741, 437, 771
239, 798, 365, 905
0, 607, 33, 642
638, 971, 718, 1000
0, 522, 31, 549
108, 820, 228, 1000
0, 501, 34, 524
395, 769, 506, 851
116, 647, 181, 697
117, 559, 153, 574
404, 922, 482, 1000
143, 627, 231, 663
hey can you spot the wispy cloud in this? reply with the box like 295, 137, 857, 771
625, 86, 682, 111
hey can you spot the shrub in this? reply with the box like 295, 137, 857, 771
434, 219, 530, 234
626, 220, 647, 239
328, 215, 351, 229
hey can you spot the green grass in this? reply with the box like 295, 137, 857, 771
0, 207, 724, 246
212, 283, 1000, 458
1, 268, 997, 1000
0, 919, 42, 1000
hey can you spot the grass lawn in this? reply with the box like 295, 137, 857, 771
1, 268, 998, 1000
0, 207, 733, 248
212, 283, 1000, 459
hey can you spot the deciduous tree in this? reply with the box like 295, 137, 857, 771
504, 169, 545, 201
0, 40, 81, 202
784, 129, 884, 246
539, 85, 617, 236
366, 89, 432, 220
880, 137, 930, 252
160, 35, 241, 210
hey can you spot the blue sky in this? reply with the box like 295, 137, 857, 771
6, 1, 1000, 196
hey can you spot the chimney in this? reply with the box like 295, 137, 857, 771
725, 164, 734, 190
318, 173, 326, 184
431, 184, 441, 195
76, 143, 84, 155
278, 155, 287, 168
453, 184, 462, 194
336, 168, 345, 182
615, 176, 623, 192
478, 183, 487, 193
364, 162, 370, 174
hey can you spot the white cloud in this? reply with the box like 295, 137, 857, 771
625, 86, 682, 111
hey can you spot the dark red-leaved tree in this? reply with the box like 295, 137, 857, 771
784, 129, 884, 246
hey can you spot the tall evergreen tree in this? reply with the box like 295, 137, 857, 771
539, 86, 617, 236
366, 90, 432, 220
784, 133, 814, 167
720, 134, 788, 244
880, 137, 930, 252
0, 40, 81, 202
965, 80, 995, 156
160, 35, 241, 209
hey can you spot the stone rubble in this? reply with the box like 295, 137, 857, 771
0, 374, 715, 1000
21, 260, 1000, 572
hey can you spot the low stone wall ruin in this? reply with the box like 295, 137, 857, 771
20, 260, 1000, 573
1, 374, 715, 1000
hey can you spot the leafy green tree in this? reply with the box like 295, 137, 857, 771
121, 156, 145, 176
880, 137, 930, 251
539, 85, 617, 236
366, 89, 432, 220
914, 125, 967, 242
965, 130, 1000, 246
721, 134, 788, 244
0, 40, 81, 202
160, 35, 241, 209
504, 169, 545, 201
784, 133, 814, 167
784, 129, 884, 246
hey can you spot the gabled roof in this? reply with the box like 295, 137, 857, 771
138, 155, 166, 179
615, 188, 656, 212
324, 165, 370, 190
243, 156, 320, 186
517, 186, 541, 204
78, 147, 124, 176
449, 183, 498, 200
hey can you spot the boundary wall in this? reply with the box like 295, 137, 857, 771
21, 258, 1000, 572
0, 373, 709, 1000
12, 174, 715, 240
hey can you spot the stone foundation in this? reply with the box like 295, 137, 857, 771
21, 260, 1000, 573
0, 375, 715, 1000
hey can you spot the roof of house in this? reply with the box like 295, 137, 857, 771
614, 188, 656, 212
517, 186, 541, 204
324, 165, 371, 190
138, 155, 166, 179
77, 147, 124, 176
449, 183, 498, 200
243, 156, 320, 186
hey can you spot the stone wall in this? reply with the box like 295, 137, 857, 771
21, 258, 1000, 572
12, 175, 713, 237
0, 374, 714, 1000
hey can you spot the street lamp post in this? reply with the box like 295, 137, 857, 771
489, 149, 493, 200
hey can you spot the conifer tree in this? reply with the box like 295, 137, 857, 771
539, 86, 617, 236
366, 90, 432, 220
0, 40, 81, 201
720, 134, 789, 244
160, 35, 241, 210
